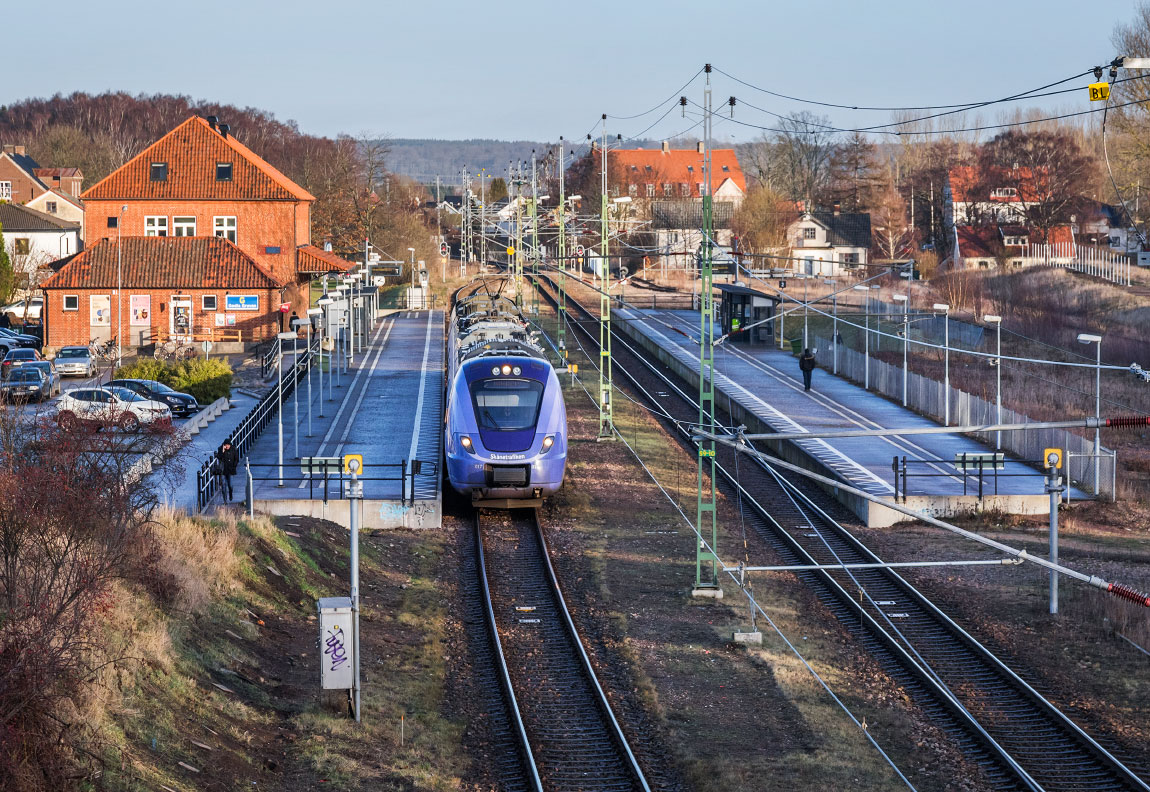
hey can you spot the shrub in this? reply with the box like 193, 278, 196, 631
170, 357, 233, 403
113, 357, 233, 403
113, 358, 175, 386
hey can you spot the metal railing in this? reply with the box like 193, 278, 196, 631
891, 453, 1049, 502
243, 460, 440, 505
196, 340, 313, 510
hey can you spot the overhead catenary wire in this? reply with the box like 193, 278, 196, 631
606, 67, 705, 120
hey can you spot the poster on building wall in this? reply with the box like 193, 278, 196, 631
225, 295, 259, 312
130, 295, 151, 326
90, 295, 110, 326
226, 314, 236, 326
215, 313, 226, 327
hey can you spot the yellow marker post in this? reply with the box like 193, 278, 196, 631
1088, 82, 1111, 102
506, 247, 515, 256
1043, 448, 1063, 469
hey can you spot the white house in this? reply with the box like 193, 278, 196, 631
0, 203, 82, 287
26, 188, 84, 238
786, 210, 871, 276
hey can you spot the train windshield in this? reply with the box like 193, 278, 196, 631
471, 378, 544, 431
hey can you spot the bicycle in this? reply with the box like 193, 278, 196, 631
154, 340, 198, 361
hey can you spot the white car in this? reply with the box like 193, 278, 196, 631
2, 297, 43, 321
56, 386, 172, 432
54, 346, 96, 377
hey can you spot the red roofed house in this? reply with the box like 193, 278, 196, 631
946, 165, 1045, 226
604, 141, 746, 268
43, 115, 354, 350
952, 224, 1075, 269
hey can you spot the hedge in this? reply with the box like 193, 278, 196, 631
114, 358, 233, 404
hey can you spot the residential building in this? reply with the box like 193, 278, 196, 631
952, 224, 1074, 269
48, 115, 355, 350
41, 237, 281, 348
946, 165, 1042, 226
0, 145, 48, 205
32, 167, 83, 198
785, 209, 871, 276
26, 188, 85, 236
0, 203, 81, 286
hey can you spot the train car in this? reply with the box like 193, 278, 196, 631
445, 284, 567, 507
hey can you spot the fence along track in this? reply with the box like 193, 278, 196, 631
533, 273, 1150, 792
477, 509, 650, 792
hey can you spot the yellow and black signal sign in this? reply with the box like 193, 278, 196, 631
1043, 448, 1063, 469
698, 447, 715, 458
569, 363, 578, 374
343, 453, 364, 474
1088, 82, 1111, 102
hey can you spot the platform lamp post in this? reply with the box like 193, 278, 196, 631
275, 330, 296, 486
823, 279, 837, 374
408, 247, 416, 309
334, 285, 350, 377
894, 294, 909, 406
317, 296, 333, 405
985, 315, 1003, 449
1078, 333, 1103, 496
852, 285, 870, 389
289, 320, 301, 459
305, 308, 323, 436
934, 303, 951, 425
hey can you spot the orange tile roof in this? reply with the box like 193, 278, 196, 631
609, 147, 745, 197
34, 167, 82, 178
42, 236, 282, 290
82, 116, 315, 202
297, 245, 355, 273
948, 165, 1045, 203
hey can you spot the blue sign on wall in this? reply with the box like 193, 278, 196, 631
225, 295, 260, 312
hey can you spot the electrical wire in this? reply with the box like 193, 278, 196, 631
687, 94, 1150, 137
715, 65, 1094, 113
1101, 72, 1148, 247
607, 67, 705, 120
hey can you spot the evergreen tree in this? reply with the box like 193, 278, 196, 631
0, 223, 15, 304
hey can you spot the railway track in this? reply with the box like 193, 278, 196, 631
534, 274, 1149, 792
471, 508, 650, 791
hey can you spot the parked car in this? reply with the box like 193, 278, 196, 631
0, 327, 43, 352
23, 360, 61, 398
1, 348, 44, 377
55, 387, 171, 432
54, 346, 97, 377
1, 297, 43, 322
0, 367, 49, 403
107, 378, 199, 417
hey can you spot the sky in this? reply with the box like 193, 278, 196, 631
4, 0, 1145, 143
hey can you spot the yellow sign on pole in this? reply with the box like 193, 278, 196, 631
569, 363, 579, 375
1043, 448, 1063, 469
343, 454, 364, 474
1088, 82, 1111, 102
506, 247, 515, 256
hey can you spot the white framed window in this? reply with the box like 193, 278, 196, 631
662, 183, 672, 196
145, 216, 168, 237
0, 181, 10, 201
63, 295, 79, 311
173, 216, 197, 237
202, 294, 217, 311
842, 252, 859, 265
213, 216, 237, 243
803, 227, 817, 240
45, 201, 57, 214
680, 183, 690, 197
628, 184, 637, 196
646, 184, 655, 197
991, 187, 1018, 198
1003, 235, 1027, 246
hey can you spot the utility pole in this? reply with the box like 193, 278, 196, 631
480, 169, 488, 268
693, 65, 720, 596
514, 162, 525, 309
436, 175, 443, 281
531, 152, 539, 316
598, 114, 614, 441
557, 137, 567, 358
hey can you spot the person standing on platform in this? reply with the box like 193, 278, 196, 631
216, 437, 239, 502
799, 348, 817, 391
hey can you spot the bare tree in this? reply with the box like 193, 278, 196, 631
774, 112, 838, 207
871, 182, 914, 260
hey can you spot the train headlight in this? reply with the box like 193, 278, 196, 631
491, 366, 500, 376
501, 364, 512, 375
460, 435, 474, 453
512, 366, 521, 376
541, 435, 555, 452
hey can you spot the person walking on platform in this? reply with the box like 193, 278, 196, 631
216, 437, 239, 502
799, 348, 817, 391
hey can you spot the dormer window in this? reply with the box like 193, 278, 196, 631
1003, 235, 1028, 246
687, 165, 694, 173
150, 162, 168, 182
216, 162, 233, 182
990, 187, 1018, 199
721, 165, 730, 172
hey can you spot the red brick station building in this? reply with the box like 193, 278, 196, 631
42, 116, 353, 349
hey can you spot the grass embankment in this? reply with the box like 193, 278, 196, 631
61, 509, 467, 791
529, 291, 985, 791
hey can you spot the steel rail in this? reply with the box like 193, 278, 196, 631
534, 272, 1150, 792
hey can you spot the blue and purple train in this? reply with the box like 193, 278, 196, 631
445, 283, 567, 507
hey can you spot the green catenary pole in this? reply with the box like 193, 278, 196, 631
695, 65, 720, 593
557, 138, 567, 357
598, 114, 614, 440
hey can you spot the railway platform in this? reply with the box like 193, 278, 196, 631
242, 309, 445, 530
615, 306, 1084, 527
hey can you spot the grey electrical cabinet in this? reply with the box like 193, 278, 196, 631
317, 597, 354, 690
